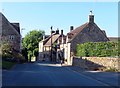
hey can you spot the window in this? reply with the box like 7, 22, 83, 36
8, 35, 15, 40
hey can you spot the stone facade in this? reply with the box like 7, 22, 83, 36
72, 57, 120, 71
0, 12, 21, 52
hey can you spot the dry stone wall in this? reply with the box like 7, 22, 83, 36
72, 57, 120, 71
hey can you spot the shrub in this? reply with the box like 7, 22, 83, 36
1, 41, 26, 63
76, 41, 119, 57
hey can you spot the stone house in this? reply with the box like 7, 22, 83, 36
0, 12, 21, 52
64, 11, 109, 65
39, 29, 66, 62
39, 11, 109, 64
67, 11, 109, 54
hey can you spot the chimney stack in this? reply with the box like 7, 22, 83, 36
89, 10, 94, 23
70, 26, 74, 31
61, 30, 63, 35
56, 28, 59, 34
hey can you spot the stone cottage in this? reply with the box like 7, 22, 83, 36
64, 11, 109, 65
39, 29, 66, 62
0, 12, 21, 52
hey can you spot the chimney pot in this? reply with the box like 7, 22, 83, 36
70, 26, 74, 31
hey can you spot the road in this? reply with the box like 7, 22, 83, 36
2, 62, 112, 86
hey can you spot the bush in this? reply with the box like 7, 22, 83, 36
76, 41, 119, 57
1, 41, 25, 63
15, 53, 26, 63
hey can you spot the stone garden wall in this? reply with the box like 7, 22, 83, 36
72, 57, 120, 71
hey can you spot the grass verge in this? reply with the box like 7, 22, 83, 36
2, 61, 16, 70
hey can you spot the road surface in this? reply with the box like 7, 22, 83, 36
2, 62, 113, 86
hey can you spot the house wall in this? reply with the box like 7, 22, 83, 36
61, 43, 71, 65
39, 42, 43, 52
44, 46, 51, 51
39, 41, 51, 61
67, 43, 71, 65
2, 30, 21, 52
39, 42, 43, 60
1, 13, 21, 52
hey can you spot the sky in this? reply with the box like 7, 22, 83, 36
0, 2, 118, 37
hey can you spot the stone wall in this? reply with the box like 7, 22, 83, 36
72, 57, 120, 71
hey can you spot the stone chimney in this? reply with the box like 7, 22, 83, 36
89, 10, 94, 23
61, 30, 63, 35
56, 28, 59, 34
70, 26, 74, 31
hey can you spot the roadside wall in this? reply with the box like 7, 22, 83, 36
72, 57, 120, 71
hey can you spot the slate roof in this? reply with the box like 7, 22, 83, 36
44, 34, 61, 46
68, 22, 88, 35
10, 23, 20, 34
67, 22, 109, 43
67, 22, 88, 42
0, 12, 20, 35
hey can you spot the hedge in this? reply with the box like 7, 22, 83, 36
76, 41, 119, 57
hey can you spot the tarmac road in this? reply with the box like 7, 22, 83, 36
2, 62, 114, 87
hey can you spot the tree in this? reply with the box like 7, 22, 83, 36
22, 30, 45, 61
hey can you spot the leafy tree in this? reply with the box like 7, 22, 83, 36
22, 30, 45, 61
